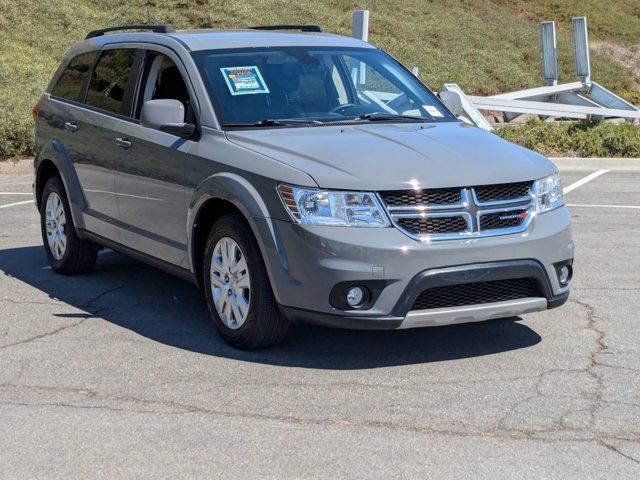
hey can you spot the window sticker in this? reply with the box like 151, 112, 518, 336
424, 105, 444, 117
220, 66, 269, 96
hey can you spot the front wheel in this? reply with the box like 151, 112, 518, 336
203, 213, 288, 349
40, 176, 98, 275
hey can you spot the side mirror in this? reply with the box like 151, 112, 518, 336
438, 91, 464, 117
140, 99, 195, 137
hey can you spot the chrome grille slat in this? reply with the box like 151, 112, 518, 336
380, 181, 535, 240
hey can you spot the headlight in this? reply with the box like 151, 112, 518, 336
278, 185, 390, 227
534, 173, 564, 213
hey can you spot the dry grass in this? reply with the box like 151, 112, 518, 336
592, 41, 640, 81
1, 0, 639, 159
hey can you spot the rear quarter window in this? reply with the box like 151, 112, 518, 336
85, 49, 137, 115
50, 52, 98, 102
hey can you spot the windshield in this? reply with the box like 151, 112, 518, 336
191, 46, 456, 127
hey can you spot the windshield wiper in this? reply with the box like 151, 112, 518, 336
223, 118, 322, 127
223, 114, 428, 128
313, 113, 430, 125
355, 113, 429, 122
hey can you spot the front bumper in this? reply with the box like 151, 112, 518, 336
253, 205, 573, 329
279, 259, 569, 329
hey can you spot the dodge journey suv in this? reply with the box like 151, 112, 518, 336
33, 24, 573, 349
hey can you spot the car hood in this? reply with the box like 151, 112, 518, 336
226, 121, 557, 190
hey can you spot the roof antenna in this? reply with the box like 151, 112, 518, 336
146, 4, 152, 24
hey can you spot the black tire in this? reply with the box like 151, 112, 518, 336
40, 176, 98, 275
203, 213, 288, 349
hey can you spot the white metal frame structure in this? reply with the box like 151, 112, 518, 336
461, 17, 639, 129
350, 11, 639, 131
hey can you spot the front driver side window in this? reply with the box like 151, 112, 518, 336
138, 53, 193, 121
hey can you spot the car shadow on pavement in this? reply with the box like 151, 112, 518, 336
0, 246, 541, 369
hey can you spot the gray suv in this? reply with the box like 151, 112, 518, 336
33, 24, 573, 349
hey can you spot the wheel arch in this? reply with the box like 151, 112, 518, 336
35, 159, 59, 207
188, 173, 284, 294
191, 197, 245, 289
35, 141, 87, 229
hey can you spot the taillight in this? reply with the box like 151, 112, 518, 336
32, 103, 39, 121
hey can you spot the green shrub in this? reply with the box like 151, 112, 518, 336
0, 104, 35, 159
497, 119, 640, 157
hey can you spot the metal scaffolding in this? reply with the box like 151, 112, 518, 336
350, 11, 640, 131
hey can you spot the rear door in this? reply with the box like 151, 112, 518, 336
45, 51, 121, 234
79, 47, 140, 239
111, 48, 195, 267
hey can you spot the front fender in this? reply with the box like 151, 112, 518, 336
187, 172, 291, 302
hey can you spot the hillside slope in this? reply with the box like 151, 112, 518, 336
1, 0, 639, 159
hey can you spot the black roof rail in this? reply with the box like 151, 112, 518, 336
86, 24, 175, 39
249, 25, 324, 33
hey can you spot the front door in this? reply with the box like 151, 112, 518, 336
112, 50, 194, 267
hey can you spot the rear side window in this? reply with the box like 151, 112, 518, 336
85, 49, 136, 115
51, 52, 98, 101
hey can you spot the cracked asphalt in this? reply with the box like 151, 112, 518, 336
1, 159, 639, 479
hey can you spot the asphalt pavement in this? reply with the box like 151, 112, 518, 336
1, 158, 639, 479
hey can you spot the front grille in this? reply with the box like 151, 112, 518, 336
474, 182, 532, 203
479, 210, 527, 231
380, 181, 536, 240
380, 188, 461, 207
411, 278, 542, 310
397, 216, 468, 235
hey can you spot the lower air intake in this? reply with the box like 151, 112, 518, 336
411, 278, 543, 310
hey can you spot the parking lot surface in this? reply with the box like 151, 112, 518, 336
1, 159, 639, 479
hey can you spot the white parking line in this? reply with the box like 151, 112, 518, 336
568, 203, 640, 210
0, 182, 33, 186
563, 169, 609, 194
0, 192, 32, 195
0, 200, 33, 209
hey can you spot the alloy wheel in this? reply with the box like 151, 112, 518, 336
45, 192, 67, 260
210, 237, 251, 329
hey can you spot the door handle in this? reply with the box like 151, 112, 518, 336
115, 137, 132, 149
64, 122, 79, 132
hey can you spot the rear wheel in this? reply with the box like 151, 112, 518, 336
203, 213, 288, 349
40, 176, 98, 275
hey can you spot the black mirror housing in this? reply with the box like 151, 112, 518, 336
159, 122, 196, 138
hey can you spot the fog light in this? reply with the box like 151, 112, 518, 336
345, 286, 371, 308
329, 281, 385, 310
346, 287, 365, 307
558, 265, 571, 285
